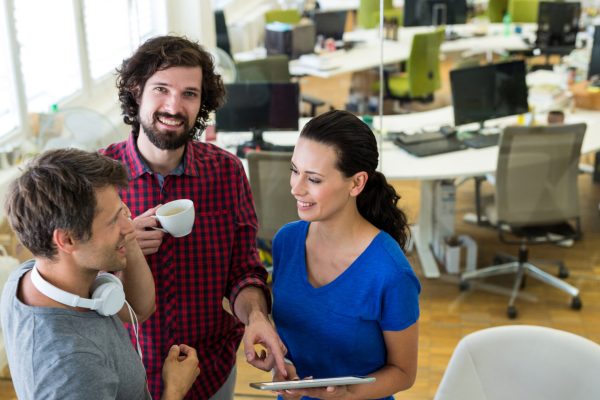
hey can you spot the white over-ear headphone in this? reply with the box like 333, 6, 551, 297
30, 265, 125, 316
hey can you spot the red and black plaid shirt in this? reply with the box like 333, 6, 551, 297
101, 134, 269, 399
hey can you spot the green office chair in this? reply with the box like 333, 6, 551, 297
488, 0, 508, 23
357, 0, 402, 29
508, 0, 539, 23
235, 55, 332, 116
265, 9, 302, 24
375, 28, 444, 105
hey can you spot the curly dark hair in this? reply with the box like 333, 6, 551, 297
5, 149, 129, 260
116, 35, 225, 137
300, 110, 410, 250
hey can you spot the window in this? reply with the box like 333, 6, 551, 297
1, 0, 167, 141
84, 0, 166, 81
14, 0, 81, 113
84, 0, 131, 80
0, 12, 17, 136
133, 0, 167, 45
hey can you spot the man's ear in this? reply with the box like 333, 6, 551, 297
131, 85, 142, 104
349, 171, 368, 197
53, 229, 76, 255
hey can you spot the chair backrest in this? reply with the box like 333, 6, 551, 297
265, 9, 302, 24
488, 0, 508, 22
495, 123, 585, 226
434, 325, 600, 400
247, 151, 298, 240
508, 0, 539, 23
235, 55, 291, 83
407, 28, 444, 98
357, 0, 380, 28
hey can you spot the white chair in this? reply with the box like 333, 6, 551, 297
434, 325, 600, 400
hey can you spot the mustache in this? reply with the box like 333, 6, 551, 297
154, 111, 186, 122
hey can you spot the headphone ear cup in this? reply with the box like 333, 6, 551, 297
91, 273, 125, 316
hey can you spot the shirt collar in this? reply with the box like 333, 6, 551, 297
124, 132, 191, 178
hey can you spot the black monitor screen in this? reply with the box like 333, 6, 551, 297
313, 10, 347, 41
535, 1, 581, 54
450, 61, 529, 127
589, 25, 600, 79
404, 0, 467, 27
216, 83, 299, 133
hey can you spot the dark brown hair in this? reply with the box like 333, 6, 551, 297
4, 149, 128, 260
116, 35, 226, 137
300, 110, 410, 250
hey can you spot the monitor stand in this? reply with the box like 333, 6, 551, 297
235, 129, 294, 158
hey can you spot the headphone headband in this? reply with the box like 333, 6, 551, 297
30, 265, 124, 316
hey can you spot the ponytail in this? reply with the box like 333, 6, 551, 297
357, 171, 410, 250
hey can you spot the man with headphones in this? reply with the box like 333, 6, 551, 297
0, 148, 200, 399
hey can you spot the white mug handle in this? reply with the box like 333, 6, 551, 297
151, 215, 168, 233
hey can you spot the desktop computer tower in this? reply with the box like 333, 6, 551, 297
265, 22, 315, 59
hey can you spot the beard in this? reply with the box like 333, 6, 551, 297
140, 111, 196, 150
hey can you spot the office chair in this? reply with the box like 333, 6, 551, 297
460, 124, 586, 319
508, 0, 539, 23
214, 10, 232, 58
487, 0, 508, 23
434, 325, 600, 400
357, 0, 401, 29
246, 151, 298, 243
375, 28, 444, 107
235, 55, 332, 117
265, 9, 302, 24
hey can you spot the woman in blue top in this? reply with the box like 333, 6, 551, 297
271, 110, 420, 400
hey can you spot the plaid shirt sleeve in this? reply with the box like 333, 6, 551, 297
101, 137, 269, 399
227, 159, 271, 315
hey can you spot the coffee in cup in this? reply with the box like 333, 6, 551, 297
153, 199, 195, 237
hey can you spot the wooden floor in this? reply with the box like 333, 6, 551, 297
231, 175, 600, 400
2, 59, 600, 400
1, 165, 599, 400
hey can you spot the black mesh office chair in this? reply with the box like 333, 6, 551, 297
460, 123, 586, 319
215, 10, 232, 58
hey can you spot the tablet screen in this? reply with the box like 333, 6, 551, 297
250, 376, 376, 391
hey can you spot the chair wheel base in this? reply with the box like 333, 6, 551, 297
507, 306, 518, 319
571, 296, 582, 310
558, 264, 569, 279
459, 280, 470, 291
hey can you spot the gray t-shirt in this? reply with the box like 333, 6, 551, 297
0, 260, 151, 400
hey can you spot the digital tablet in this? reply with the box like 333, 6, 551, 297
249, 376, 376, 391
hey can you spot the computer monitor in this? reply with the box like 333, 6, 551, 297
535, 1, 581, 55
216, 82, 299, 156
404, 0, 468, 27
588, 25, 600, 79
312, 10, 347, 41
450, 60, 529, 129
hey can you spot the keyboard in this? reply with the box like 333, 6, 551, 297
394, 137, 467, 157
390, 130, 445, 144
462, 133, 500, 149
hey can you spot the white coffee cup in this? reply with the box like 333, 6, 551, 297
153, 199, 195, 237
